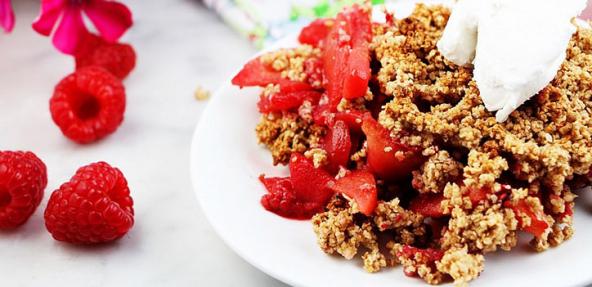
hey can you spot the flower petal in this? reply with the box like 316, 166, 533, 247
52, 6, 88, 55
581, 3, 592, 20
32, 0, 66, 36
0, 0, 15, 33
84, 0, 132, 42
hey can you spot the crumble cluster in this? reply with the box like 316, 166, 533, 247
254, 4, 592, 285
374, 3, 592, 257
256, 112, 325, 165
260, 45, 323, 88
255, 46, 326, 165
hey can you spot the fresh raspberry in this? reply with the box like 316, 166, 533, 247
50, 67, 126, 144
44, 162, 134, 244
0, 151, 47, 229
76, 34, 136, 79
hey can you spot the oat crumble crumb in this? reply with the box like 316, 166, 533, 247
194, 85, 210, 101
436, 246, 484, 286
305, 148, 329, 168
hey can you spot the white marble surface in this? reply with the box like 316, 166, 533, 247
0, 0, 287, 286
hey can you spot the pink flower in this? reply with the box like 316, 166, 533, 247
32, 0, 132, 55
0, 0, 15, 33
581, 2, 592, 20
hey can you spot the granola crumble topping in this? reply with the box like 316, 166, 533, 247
256, 112, 325, 165
436, 246, 484, 286
260, 46, 321, 84
250, 3, 592, 285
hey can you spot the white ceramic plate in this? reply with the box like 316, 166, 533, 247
191, 1, 592, 286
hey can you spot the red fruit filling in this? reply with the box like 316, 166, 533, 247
504, 198, 549, 237
322, 5, 371, 109
260, 154, 334, 219
232, 56, 312, 91
322, 120, 352, 173
397, 245, 444, 277
298, 19, 332, 47
361, 114, 424, 180
329, 170, 378, 215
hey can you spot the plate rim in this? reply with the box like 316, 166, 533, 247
190, 83, 305, 287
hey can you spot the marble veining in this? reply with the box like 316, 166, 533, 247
0, 0, 286, 286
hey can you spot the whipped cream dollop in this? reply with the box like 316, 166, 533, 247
437, 0, 587, 122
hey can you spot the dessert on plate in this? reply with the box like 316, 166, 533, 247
232, 1, 592, 285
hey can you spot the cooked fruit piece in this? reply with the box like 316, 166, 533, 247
260, 176, 323, 220
312, 103, 332, 126
323, 25, 349, 109
466, 184, 511, 205
322, 120, 352, 173
334, 110, 366, 131
504, 198, 549, 237
410, 185, 509, 218
232, 57, 281, 87
397, 245, 444, 277
342, 5, 372, 100
289, 153, 335, 203
260, 154, 335, 219
323, 5, 372, 109
329, 170, 377, 215
231, 57, 312, 91
398, 245, 444, 262
298, 19, 332, 47
257, 90, 322, 113
361, 115, 423, 180
409, 193, 445, 218
312, 104, 367, 130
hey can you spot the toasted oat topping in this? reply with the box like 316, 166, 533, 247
391, 243, 446, 285
373, 198, 424, 231
260, 45, 321, 86
441, 205, 518, 253
436, 246, 484, 287
256, 112, 325, 165
312, 198, 378, 260
251, 3, 592, 285
304, 148, 329, 168
412, 151, 464, 194
376, 12, 592, 195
